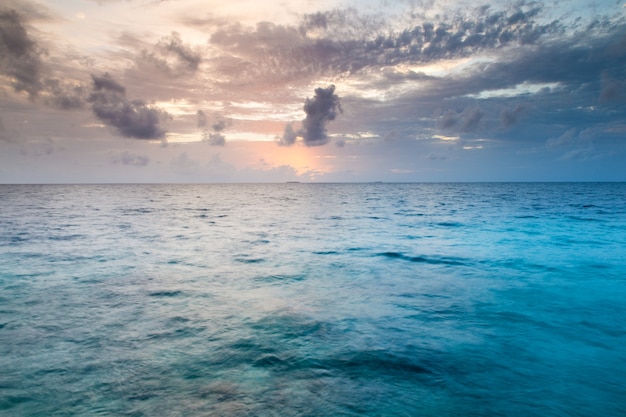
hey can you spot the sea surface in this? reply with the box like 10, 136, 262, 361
1, 183, 625, 416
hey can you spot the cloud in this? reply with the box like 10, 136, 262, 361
140, 32, 201, 77
276, 122, 298, 146
0, 9, 45, 97
199, 113, 229, 146
92, 72, 125, 93
0, 8, 88, 109
212, 119, 227, 132
500, 105, 526, 128
207, 4, 561, 88
599, 72, 625, 103
89, 73, 169, 139
196, 109, 207, 128
437, 106, 484, 132
110, 150, 150, 166
546, 128, 578, 148
460, 106, 484, 131
204, 132, 225, 146
427, 152, 447, 160
43, 79, 86, 109
301, 85, 342, 146
276, 85, 342, 147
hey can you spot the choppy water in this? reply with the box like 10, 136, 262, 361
1, 183, 625, 416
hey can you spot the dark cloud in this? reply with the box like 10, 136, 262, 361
196, 109, 207, 128
437, 106, 484, 132
0, 9, 45, 97
89, 73, 169, 139
599, 72, 625, 103
141, 32, 201, 77
0, 9, 89, 110
92, 72, 125, 93
199, 114, 229, 146
427, 152, 448, 160
354, 15, 626, 146
208, 4, 561, 87
212, 119, 227, 132
275, 85, 342, 147
110, 150, 150, 166
301, 85, 342, 146
276, 122, 298, 146
439, 109, 459, 129
500, 105, 527, 128
203, 132, 225, 146
43, 79, 86, 110
1, 0, 57, 21
461, 106, 484, 131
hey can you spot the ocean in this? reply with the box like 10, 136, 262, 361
1, 183, 625, 416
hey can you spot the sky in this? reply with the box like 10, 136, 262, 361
0, 0, 625, 183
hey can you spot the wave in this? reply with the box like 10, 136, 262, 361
147, 290, 183, 297
377, 252, 467, 266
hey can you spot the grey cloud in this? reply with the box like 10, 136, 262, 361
599, 72, 625, 103
208, 4, 560, 89
301, 85, 342, 146
1, 0, 57, 21
275, 85, 342, 147
204, 132, 225, 146
427, 152, 447, 160
199, 114, 229, 146
439, 110, 459, 129
141, 32, 201, 77
437, 106, 484, 132
475, 19, 626, 97
43, 79, 86, 110
92, 72, 125, 93
0, 9, 89, 110
110, 151, 150, 166
361, 16, 626, 144
461, 106, 484, 131
500, 105, 526, 128
0, 9, 45, 97
299, 8, 384, 41
196, 110, 207, 128
276, 123, 298, 146
212, 119, 227, 132
89, 73, 169, 139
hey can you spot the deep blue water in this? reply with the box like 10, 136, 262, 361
1, 183, 625, 416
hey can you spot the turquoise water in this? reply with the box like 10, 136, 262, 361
1, 183, 625, 416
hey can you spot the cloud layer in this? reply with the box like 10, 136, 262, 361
1, 0, 625, 182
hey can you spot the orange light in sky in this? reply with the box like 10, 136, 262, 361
227, 141, 333, 175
